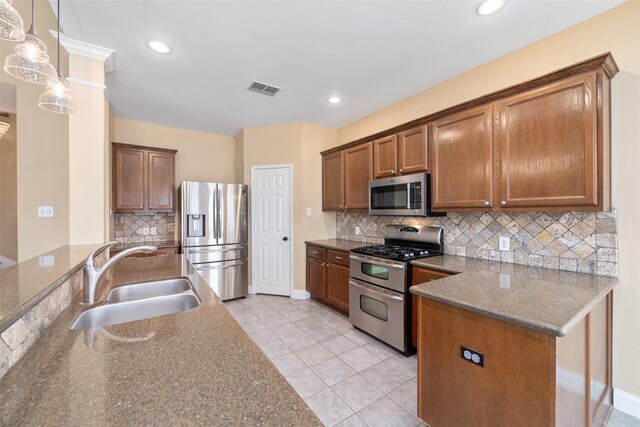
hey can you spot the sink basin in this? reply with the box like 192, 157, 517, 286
71, 293, 200, 330
107, 278, 192, 303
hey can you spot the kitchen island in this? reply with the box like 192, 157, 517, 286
410, 255, 618, 427
0, 255, 319, 426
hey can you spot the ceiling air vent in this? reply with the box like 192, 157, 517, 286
248, 80, 282, 96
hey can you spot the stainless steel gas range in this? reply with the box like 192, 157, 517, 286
349, 225, 444, 356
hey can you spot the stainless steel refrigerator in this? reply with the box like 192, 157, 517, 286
180, 181, 248, 301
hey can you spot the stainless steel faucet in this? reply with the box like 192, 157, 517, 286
83, 241, 157, 304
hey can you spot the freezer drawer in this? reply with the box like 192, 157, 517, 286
185, 244, 247, 263
195, 259, 248, 301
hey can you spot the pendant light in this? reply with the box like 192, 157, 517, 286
0, 0, 25, 41
3, 0, 57, 85
38, 0, 76, 114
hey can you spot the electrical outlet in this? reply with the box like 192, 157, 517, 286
38, 206, 54, 218
355, 226, 362, 235
150, 227, 157, 235
461, 346, 485, 368
39, 255, 55, 267
499, 236, 510, 251
306, 208, 312, 217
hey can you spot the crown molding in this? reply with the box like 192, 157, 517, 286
67, 77, 107, 91
49, 31, 115, 72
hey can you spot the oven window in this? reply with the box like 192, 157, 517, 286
360, 295, 388, 321
360, 263, 389, 280
370, 184, 408, 209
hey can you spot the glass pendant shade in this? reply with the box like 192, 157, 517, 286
38, 72, 78, 114
4, 31, 57, 85
0, 0, 24, 41
0, 120, 9, 139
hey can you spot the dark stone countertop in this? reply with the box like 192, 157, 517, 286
0, 255, 320, 426
305, 239, 367, 252
410, 255, 618, 337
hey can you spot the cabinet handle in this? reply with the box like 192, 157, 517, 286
335, 256, 343, 260
399, 169, 403, 173
501, 201, 507, 206
391, 170, 395, 174
345, 205, 348, 209
483, 201, 490, 207
339, 205, 343, 209
321, 262, 325, 266
312, 251, 319, 254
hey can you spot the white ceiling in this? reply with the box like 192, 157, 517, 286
57, 0, 626, 136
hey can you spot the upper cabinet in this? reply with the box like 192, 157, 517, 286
321, 53, 617, 213
430, 105, 494, 210
497, 73, 599, 209
113, 143, 177, 213
322, 151, 344, 211
322, 143, 372, 211
373, 126, 429, 178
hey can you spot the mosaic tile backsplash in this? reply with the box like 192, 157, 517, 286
114, 212, 176, 243
336, 210, 618, 277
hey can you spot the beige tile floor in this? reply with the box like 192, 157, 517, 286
226, 294, 640, 427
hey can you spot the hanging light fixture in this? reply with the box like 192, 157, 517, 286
0, 0, 25, 41
0, 113, 9, 139
3, 0, 57, 85
38, 0, 76, 114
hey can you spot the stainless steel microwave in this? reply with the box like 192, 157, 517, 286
368, 173, 443, 217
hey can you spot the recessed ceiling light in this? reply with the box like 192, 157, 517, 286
327, 96, 342, 104
476, 0, 504, 16
148, 40, 171, 54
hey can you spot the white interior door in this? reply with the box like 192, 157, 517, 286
251, 166, 291, 296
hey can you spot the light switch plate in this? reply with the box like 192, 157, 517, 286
38, 206, 54, 218
355, 226, 362, 235
499, 236, 510, 251
39, 255, 55, 267
150, 227, 157, 235
306, 208, 312, 217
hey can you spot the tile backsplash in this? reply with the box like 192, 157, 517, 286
114, 212, 176, 243
336, 210, 618, 277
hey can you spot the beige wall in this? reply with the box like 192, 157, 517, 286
234, 130, 244, 184
68, 55, 107, 245
0, 112, 18, 261
241, 123, 337, 291
0, 0, 70, 262
337, 0, 640, 397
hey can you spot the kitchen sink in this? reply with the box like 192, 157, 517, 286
106, 278, 193, 303
71, 293, 201, 330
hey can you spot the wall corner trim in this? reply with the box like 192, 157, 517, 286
290, 289, 310, 300
614, 388, 640, 419
50, 31, 115, 72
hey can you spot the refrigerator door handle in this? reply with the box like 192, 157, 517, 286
216, 187, 222, 241
197, 261, 245, 270
188, 246, 243, 254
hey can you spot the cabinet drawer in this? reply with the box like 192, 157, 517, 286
327, 250, 349, 267
307, 245, 327, 260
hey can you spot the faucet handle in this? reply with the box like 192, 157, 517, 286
85, 241, 117, 266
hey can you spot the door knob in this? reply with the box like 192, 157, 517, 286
283, 236, 289, 241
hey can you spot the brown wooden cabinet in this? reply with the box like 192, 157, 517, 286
113, 143, 177, 213
373, 126, 428, 178
322, 143, 372, 212
416, 293, 612, 427
306, 244, 350, 315
411, 266, 451, 347
322, 151, 344, 211
497, 73, 600, 209
430, 104, 495, 210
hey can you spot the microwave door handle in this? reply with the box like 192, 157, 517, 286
349, 280, 404, 301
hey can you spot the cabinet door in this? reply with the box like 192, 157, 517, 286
430, 105, 494, 210
322, 151, 344, 211
113, 146, 145, 211
148, 151, 175, 211
399, 126, 428, 174
326, 263, 350, 314
373, 135, 398, 178
411, 267, 451, 347
306, 257, 326, 300
498, 73, 598, 208
344, 142, 373, 210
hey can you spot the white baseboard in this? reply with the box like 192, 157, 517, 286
614, 388, 640, 419
290, 289, 310, 300
248, 285, 256, 295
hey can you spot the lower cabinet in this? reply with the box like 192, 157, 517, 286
411, 266, 451, 347
306, 244, 350, 315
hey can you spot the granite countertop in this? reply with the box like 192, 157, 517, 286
0, 255, 319, 426
410, 255, 618, 337
305, 238, 366, 252
0, 244, 105, 332
110, 240, 180, 252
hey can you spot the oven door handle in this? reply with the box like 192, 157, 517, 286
349, 280, 404, 301
349, 254, 405, 269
